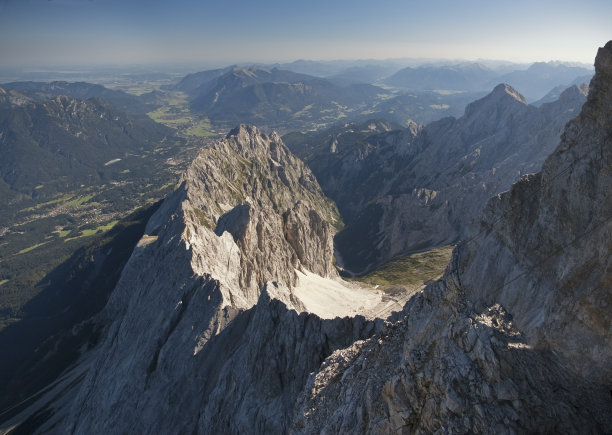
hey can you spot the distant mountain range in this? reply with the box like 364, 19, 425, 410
499, 62, 593, 102
532, 75, 592, 106
384, 62, 497, 92
383, 61, 593, 100
169, 61, 592, 130
273, 58, 414, 78
324, 64, 403, 85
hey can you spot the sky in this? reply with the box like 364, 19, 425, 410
0, 0, 610, 69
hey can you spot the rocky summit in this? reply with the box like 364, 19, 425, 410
54, 125, 350, 433
2, 42, 611, 434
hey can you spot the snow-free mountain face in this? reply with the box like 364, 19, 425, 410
185, 66, 387, 130
0, 95, 173, 206
499, 61, 594, 100
384, 62, 498, 92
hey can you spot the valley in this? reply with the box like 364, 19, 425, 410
0, 90, 207, 328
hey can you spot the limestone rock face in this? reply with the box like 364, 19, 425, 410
57, 125, 354, 434
186, 124, 339, 292
283, 201, 335, 278
293, 41, 612, 433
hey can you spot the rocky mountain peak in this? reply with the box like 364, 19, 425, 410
184, 124, 338, 230
227, 122, 259, 138
551, 82, 589, 106
571, 81, 589, 97
52, 94, 77, 107
458, 84, 533, 138
225, 124, 283, 157
463, 82, 527, 118
37, 127, 368, 433
492, 82, 527, 103
141, 123, 340, 303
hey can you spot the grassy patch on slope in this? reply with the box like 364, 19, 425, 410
351, 245, 454, 289
16, 242, 50, 255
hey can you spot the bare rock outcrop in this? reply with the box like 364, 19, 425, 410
295, 270, 610, 433
53, 125, 355, 434
283, 201, 336, 278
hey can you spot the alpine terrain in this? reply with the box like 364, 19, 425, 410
285, 82, 588, 273
293, 41, 612, 433
1, 41, 610, 434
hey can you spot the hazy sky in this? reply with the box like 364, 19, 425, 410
0, 0, 610, 68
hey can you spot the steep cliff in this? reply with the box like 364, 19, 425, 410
294, 41, 612, 433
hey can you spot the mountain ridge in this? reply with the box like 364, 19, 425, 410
284, 82, 588, 272
0, 80, 158, 114
186, 66, 387, 129
384, 62, 497, 92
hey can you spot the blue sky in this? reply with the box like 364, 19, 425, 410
0, 0, 610, 68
